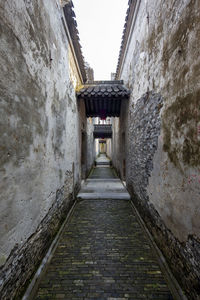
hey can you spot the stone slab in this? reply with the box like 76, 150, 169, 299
77, 192, 130, 200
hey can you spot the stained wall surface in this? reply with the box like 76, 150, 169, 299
0, 0, 90, 298
113, 0, 200, 299
106, 139, 112, 159
86, 118, 95, 174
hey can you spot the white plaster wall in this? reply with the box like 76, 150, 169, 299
112, 117, 120, 173
0, 0, 82, 265
86, 118, 95, 173
106, 139, 112, 159
118, 0, 200, 242
94, 139, 100, 158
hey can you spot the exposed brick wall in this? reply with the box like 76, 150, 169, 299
126, 92, 163, 201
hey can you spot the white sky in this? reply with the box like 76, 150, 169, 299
72, 0, 129, 80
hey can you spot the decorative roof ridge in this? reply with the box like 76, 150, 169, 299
63, 1, 87, 83
115, 0, 138, 79
76, 81, 130, 96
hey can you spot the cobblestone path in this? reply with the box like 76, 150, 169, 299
34, 158, 173, 300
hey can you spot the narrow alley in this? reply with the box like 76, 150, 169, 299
0, 0, 199, 300
31, 154, 173, 300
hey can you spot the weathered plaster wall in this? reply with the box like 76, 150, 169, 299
112, 103, 128, 180
77, 100, 94, 179
86, 118, 95, 174
115, 0, 200, 298
112, 117, 120, 172
94, 138, 100, 158
106, 139, 112, 159
0, 0, 86, 298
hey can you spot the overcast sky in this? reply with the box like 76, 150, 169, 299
73, 0, 129, 80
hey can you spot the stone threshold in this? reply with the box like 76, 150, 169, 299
77, 192, 131, 200
86, 178, 121, 181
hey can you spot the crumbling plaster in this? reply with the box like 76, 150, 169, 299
0, 0, 87, 268
117, 0, 200, 242
113, 1, 200, 297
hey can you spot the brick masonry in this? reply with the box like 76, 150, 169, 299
126, 92, 163, 201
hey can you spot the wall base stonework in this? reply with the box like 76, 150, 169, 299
0, 186, 76, 300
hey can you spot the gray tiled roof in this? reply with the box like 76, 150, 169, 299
76, 81, 130, 118
77, 81, 130, 99
63, 1, 87, 83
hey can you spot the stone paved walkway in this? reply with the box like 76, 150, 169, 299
33, 155, 173, 300
95, 154, 110, 165
77, 154, 130, 200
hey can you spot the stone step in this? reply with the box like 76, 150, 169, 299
77, 192, 131, 200
78, 172, 130, 200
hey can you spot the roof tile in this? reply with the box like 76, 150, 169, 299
76, 80, 130, 100
63, 1, 87, 83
